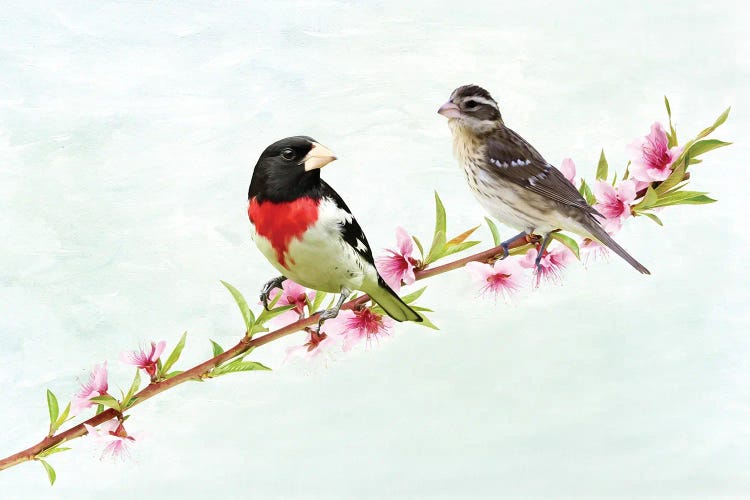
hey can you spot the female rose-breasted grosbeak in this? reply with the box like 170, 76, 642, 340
247, 136, 422, 329
438, 85, 650, 274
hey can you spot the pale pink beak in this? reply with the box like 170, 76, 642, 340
437, 101, 461, 119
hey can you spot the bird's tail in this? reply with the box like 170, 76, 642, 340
584, 217, 651, 275
363, 278, 423, 322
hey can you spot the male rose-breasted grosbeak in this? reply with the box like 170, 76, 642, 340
248, 136, 422, 329
438, 85, 650, 274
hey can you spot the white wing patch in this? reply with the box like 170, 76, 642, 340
490, 158, 531, 168
356, 239, 368, 252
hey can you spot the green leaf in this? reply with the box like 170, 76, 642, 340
400, 287, 427, 304
165, 370, 184, 379
54, 403, 71, 430
686, 139, 731, 158
664, 96, 678, 148
484, 217, 501, 246
123, 369, 141, 407
638, 211, 663, 226
424, 192, 448, 264
415, 312, 439, 330
210, 339, 224, 357
310, 291, 328, 316
213, 361, 272, 376
37, 445, 71, 458
655, 160, 686, 196
412, 235, 425, 260
695, 106, 731, 140
441, 240, 481, 257
636, 185, 659, 210
39, 459, 56, 486
161, 331, 187, 375
651, 191, 717, 208
579, 178, 595, 205
550, 233, 580, 260
252, 304, 295, 334
221, 281, 256, 334
88, 395, 122, 412
446, 225, 480, 247
46, 390, 59, 429
595, 149, 608, 180
95, 404, 104, 415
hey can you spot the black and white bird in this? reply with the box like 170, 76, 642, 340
247, 136, 422, 329
438, 85, 650, 274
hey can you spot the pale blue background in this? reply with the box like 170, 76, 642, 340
1, 1, 748, 498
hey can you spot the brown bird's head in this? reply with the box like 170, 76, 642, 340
438, 85, 504, 134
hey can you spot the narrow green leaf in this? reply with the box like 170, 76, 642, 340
686, 139, 731, 158
579, 179, 595, 205
37, 444, 71, 458
88, 395, 122, 412
213, 361, 272, 376
424, 192, 448, 264
310, 291, 327, 316
550, 233, 580, 260
39, 459, 56, 486
484, 217, 501, 246
123, 369, 141, 406
636, 185, 659, 210
412, 235, 425, 260
623, 161, 631, 180
164, 371, 184, 379
611, 171, 618, 186
220, 281, 256, 334
46, 390, 59, 429
655, 160, 686, 195
95, 404, 104, 415
664, 96, 678, 147
442, 240, 481, 257
400, 287, 427, 304
595, 149, 608, 180
161, 331, 187, 375
446, 225, 480, 247
651, 192, 717, 207
54, 403, 71, 430
638, 211, 663, 226
415, 312, 439, 330
695, 106, 731, 140
210, 339, 224, 357
252, 304, 295, 334
664, 95, 672, 117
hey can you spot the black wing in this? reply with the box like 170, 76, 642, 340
319, 180, 377, 267
485, 127, 601, 216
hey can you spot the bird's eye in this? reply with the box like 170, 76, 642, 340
464, 100, 480, 109
281, 148, 296, 161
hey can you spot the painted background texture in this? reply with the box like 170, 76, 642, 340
1, 1, 748, 498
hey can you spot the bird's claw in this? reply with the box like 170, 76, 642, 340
259, 276, 286, 311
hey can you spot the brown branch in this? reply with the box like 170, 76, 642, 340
0, 233, 533, 472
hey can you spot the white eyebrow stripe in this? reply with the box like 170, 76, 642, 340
464, 96, 499, 109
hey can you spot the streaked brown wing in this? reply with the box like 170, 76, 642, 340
484, 127, 601, 216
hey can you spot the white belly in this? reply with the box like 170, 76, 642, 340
251, 199, 375, 293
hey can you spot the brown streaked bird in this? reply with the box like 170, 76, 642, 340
437, 84, 650, 274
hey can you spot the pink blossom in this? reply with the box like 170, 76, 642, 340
267, 280, 316, 327
324, 307, 394, 352
376, 226, 418, 291
119, 341, 166, 379
84, 418, 136, 460
284, 329, 338, 363
72, 362, 109, 414
559, 158, 576, 184
520, 244, 575, 286
627, 122, 683, 183
465, 259, 523, 299
593, 180, 636, 223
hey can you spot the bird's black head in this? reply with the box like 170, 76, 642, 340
437, 84, 504, 134
248, 136, 337, 202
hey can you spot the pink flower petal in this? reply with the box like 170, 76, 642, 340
559, 158, 576, 183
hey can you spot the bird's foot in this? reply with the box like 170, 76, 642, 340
312, 287, 351, 331
490, 231, 530, 262
259, 275, 287, 311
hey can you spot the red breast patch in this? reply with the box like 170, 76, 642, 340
248, 197, 320, 267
